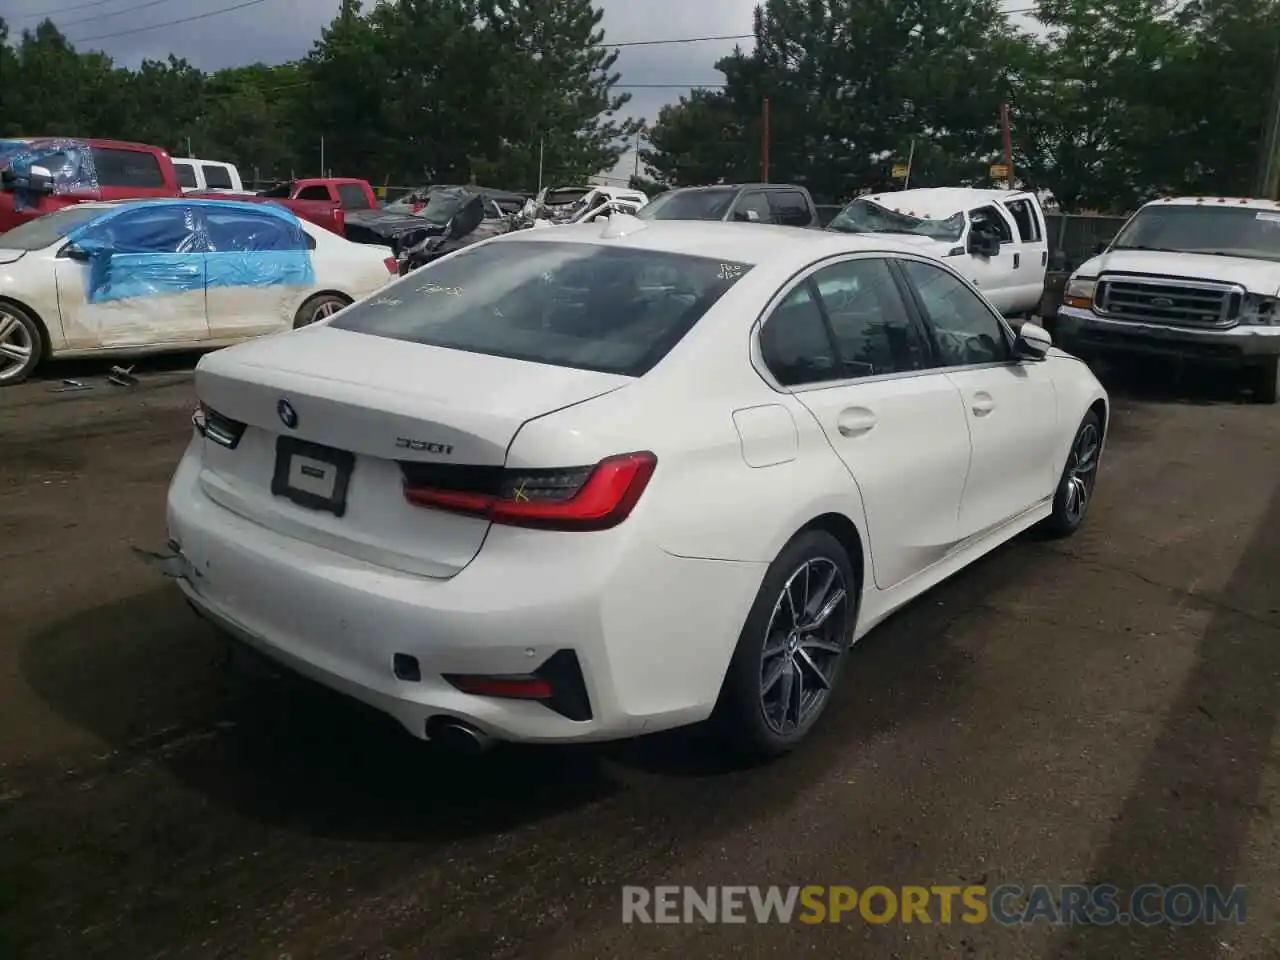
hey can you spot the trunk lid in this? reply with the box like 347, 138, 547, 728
193, 326, 632, 578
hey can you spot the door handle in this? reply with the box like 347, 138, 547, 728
1013, 252, 1020, 268
836, 407, 877, 437
971, 392, 995, 416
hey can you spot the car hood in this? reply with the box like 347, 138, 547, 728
1080, 249, 1280, 295
344, 208, 448, 238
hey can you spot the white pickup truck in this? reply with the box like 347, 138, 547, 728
1056, 196, 1280, 403
827, 187, 1049, 319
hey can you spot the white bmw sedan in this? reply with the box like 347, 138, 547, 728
159, 216, 1108, 758
0, 199, 398, 385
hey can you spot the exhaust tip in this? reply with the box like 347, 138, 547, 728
426, 716, 494, 755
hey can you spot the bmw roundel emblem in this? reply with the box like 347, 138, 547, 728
277, 398, 298, 429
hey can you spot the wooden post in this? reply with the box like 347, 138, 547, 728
1000, 103, 1014, 188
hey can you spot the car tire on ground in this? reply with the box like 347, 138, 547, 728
293, 293, 351, 330
713, 529, 856, 760
1040, 409, 1103, 539
1247, 357, 1279, 404
0, 300, 44, 386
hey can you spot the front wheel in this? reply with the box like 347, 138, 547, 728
1040, 410, 1102, 539
293, 293, 351, 330
714, 530, 855, 759
0, 302, 43, 386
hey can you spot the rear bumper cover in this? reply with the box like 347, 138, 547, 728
1056, 305, 1280, 364
162, 441, 767, 744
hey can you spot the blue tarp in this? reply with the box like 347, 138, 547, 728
61, 198, 315, 304
5, 140, 98, 210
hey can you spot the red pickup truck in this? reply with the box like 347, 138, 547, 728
0, 138, 354, 236
260, 178, 379, 211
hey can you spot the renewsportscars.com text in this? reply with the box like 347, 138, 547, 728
621, 884, 1247, 926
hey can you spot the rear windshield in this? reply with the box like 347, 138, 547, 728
0, 205, 105, 249
544, 188, 590, 206
330, 240, 754, 376
637, 188, 737, 221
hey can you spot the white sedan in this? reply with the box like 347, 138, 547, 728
155, 216, 1108, 758
0, 198, 398, 385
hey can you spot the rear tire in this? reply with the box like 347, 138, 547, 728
1247, 358, 1279, 404
0, 301, 43, 386
713, 530, 855, 760
1040, 410, 1102, 539
293, 293, 351, 330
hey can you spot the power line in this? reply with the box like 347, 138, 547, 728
15, 0, 128, 22
67, 0, 276, 43
55, 0, 177, 29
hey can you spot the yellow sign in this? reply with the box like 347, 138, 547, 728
990, 164, 1009, 179
892, 164, 909, 179
376, 185, 387, 199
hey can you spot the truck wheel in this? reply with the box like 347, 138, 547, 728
1248, 358, 1280, 404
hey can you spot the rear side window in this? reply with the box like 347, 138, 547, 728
201, 164, 233, 189
90, 148, 165, 188
331, 240, 754, 377
337, 183, 372, 209
174, 162, 197, 189
204, 209, 306, 251
769, 190, 812, 227
296, 185, 330, 201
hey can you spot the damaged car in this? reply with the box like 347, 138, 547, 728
397, 188, 515, 273
344, 185, 525, 263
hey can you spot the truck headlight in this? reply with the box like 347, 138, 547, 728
1063, 276, 1096, 310
1239, 294, 1279, 325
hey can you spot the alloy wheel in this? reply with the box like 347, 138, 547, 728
0, 309, 34, 383
759, 557, 848, 736
1063, 422, 1100, 524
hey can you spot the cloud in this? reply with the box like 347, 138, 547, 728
5, 0, 756, 180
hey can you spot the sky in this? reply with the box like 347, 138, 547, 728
1, 0, 1039, 184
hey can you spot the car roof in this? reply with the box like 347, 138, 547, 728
491, 217, 930, 266
1146, 196, 1280, 210
860, 187, 1031, 218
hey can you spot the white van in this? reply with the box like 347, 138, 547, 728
828, 187, 1050, 319
172, 158, 247, 194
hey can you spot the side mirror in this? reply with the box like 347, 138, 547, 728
1014, 321, 1052, 361
59, 242, 92, 262
1095, 240, 1110, 254
24, 165, 54, 194
968, 231, 1000, 257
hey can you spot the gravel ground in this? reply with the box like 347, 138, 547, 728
1, 357, 1278, 959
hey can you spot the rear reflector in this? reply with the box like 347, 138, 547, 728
446, 675, 554, 699
444, 650, 593, 720
401, 451, 656, 531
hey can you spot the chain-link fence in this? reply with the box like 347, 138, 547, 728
1045, 213, 1130, 272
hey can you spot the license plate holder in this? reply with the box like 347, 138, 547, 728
271, 436, 355, 516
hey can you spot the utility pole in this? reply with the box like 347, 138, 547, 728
1000, 103, 1014, 189
1257, 44, 1280, 198
903, 140, 916, 190
761, 98, 770, 183
319, 136, 325, 178
633, 127, 641, 179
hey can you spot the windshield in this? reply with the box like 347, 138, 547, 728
0, 205, 105, 249
1111, 206, 1280, 262
330, 240, 754, 376
636, 188, 737, 221
827, 198, 965, 242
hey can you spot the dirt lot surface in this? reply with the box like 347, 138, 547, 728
2, 358, 1279, 959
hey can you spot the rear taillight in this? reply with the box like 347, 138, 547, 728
400, 451, 656, 531
192, 402, 246, 449
383, 256, 398, 275
333, 208, 346, 234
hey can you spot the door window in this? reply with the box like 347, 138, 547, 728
77, 206, 199, 253
768, 190, 812, 227
810, 258, 930, 377
201, 164, 234, 190
758, 285, 841, 386
337, 183, 372, 209
900, 260, 1011, 366
295, 185, 331, 201
174, 163, 198, 189
90, 148, 166, 188
1003, 199, 1041, 242
204, 209, 307, 251
968, 205, 1013, 243
730, 191, 772, 223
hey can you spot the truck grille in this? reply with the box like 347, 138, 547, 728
1095, 276, 1242, 327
